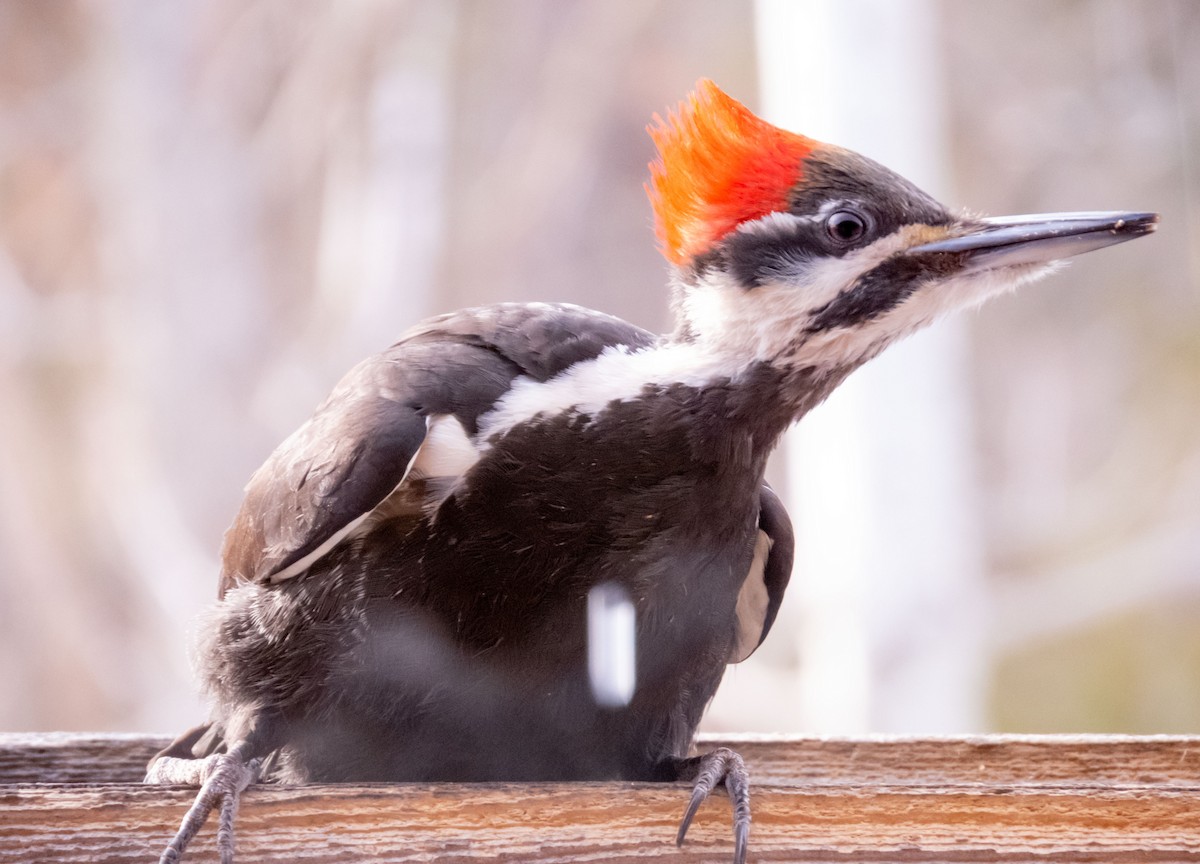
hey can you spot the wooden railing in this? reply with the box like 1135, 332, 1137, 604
2, 733, 1199, 861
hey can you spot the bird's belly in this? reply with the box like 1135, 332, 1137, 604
282, 415, 765, 783
292, 587, 731, 783
298, 531, 757, 782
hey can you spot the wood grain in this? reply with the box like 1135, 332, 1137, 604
4, 732, 1200, 787
2, 734, 1199, 862
3, 781, 1200, 862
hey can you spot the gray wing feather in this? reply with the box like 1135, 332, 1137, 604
220, 357, 429, 596
218, 303, 653, 598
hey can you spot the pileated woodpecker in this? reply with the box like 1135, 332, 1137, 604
147, 80, 1157, 863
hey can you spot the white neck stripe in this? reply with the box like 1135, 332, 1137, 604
477, 341, 750, 443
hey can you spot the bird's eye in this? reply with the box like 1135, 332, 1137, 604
825, 210, 868, 245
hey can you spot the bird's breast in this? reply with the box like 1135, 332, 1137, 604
406, 395, 764, 646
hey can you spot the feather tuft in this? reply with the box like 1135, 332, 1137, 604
647, 80, 817, 265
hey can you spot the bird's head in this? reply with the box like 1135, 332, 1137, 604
648, 80, 1157, 374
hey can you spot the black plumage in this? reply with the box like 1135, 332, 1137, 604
188, 303, 795, 787
146, 80, 1156, 864
149, 300, 803, 864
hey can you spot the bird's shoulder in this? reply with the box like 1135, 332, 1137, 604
400, 301, 657, 383
218, 303, 652, 596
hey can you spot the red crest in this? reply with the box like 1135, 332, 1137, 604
647, 80, 816, 265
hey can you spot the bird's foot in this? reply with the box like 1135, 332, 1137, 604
673, 746, 750, 864
145, 744, 261, 864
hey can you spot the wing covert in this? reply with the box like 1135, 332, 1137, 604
217, 303, 653, 598
219, 360, 429, 597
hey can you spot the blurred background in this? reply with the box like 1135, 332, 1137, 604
0, 0, 1196, 736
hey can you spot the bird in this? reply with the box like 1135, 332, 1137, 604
145, 79, 1157, 864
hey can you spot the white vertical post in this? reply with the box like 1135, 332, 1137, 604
755, 0, 988, 732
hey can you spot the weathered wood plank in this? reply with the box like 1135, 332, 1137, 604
4, 734, 1199, 862
0, 733, 159, 785
736, 735, 1200, 788
2, 781, 1199, 863
4, 732, 1200, 788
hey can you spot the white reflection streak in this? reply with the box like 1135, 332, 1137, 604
586, 582, 636, 707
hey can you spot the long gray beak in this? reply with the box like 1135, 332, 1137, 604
908, 211, 1159, 272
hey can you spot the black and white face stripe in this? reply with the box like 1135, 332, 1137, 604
689, 147, 953, 292
803, 250, 963, 333
676, 221, 1060, 372
675, 224, 951, 368
691, 150, 950, 291
668, 146, 1073, 373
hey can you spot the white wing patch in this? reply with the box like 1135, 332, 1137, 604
729, 529, 773, 663
411, 414, 480, 478
269, 414, 479, 583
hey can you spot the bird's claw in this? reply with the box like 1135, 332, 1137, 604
675, 746, 750, 864
146, 746, 260, 864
